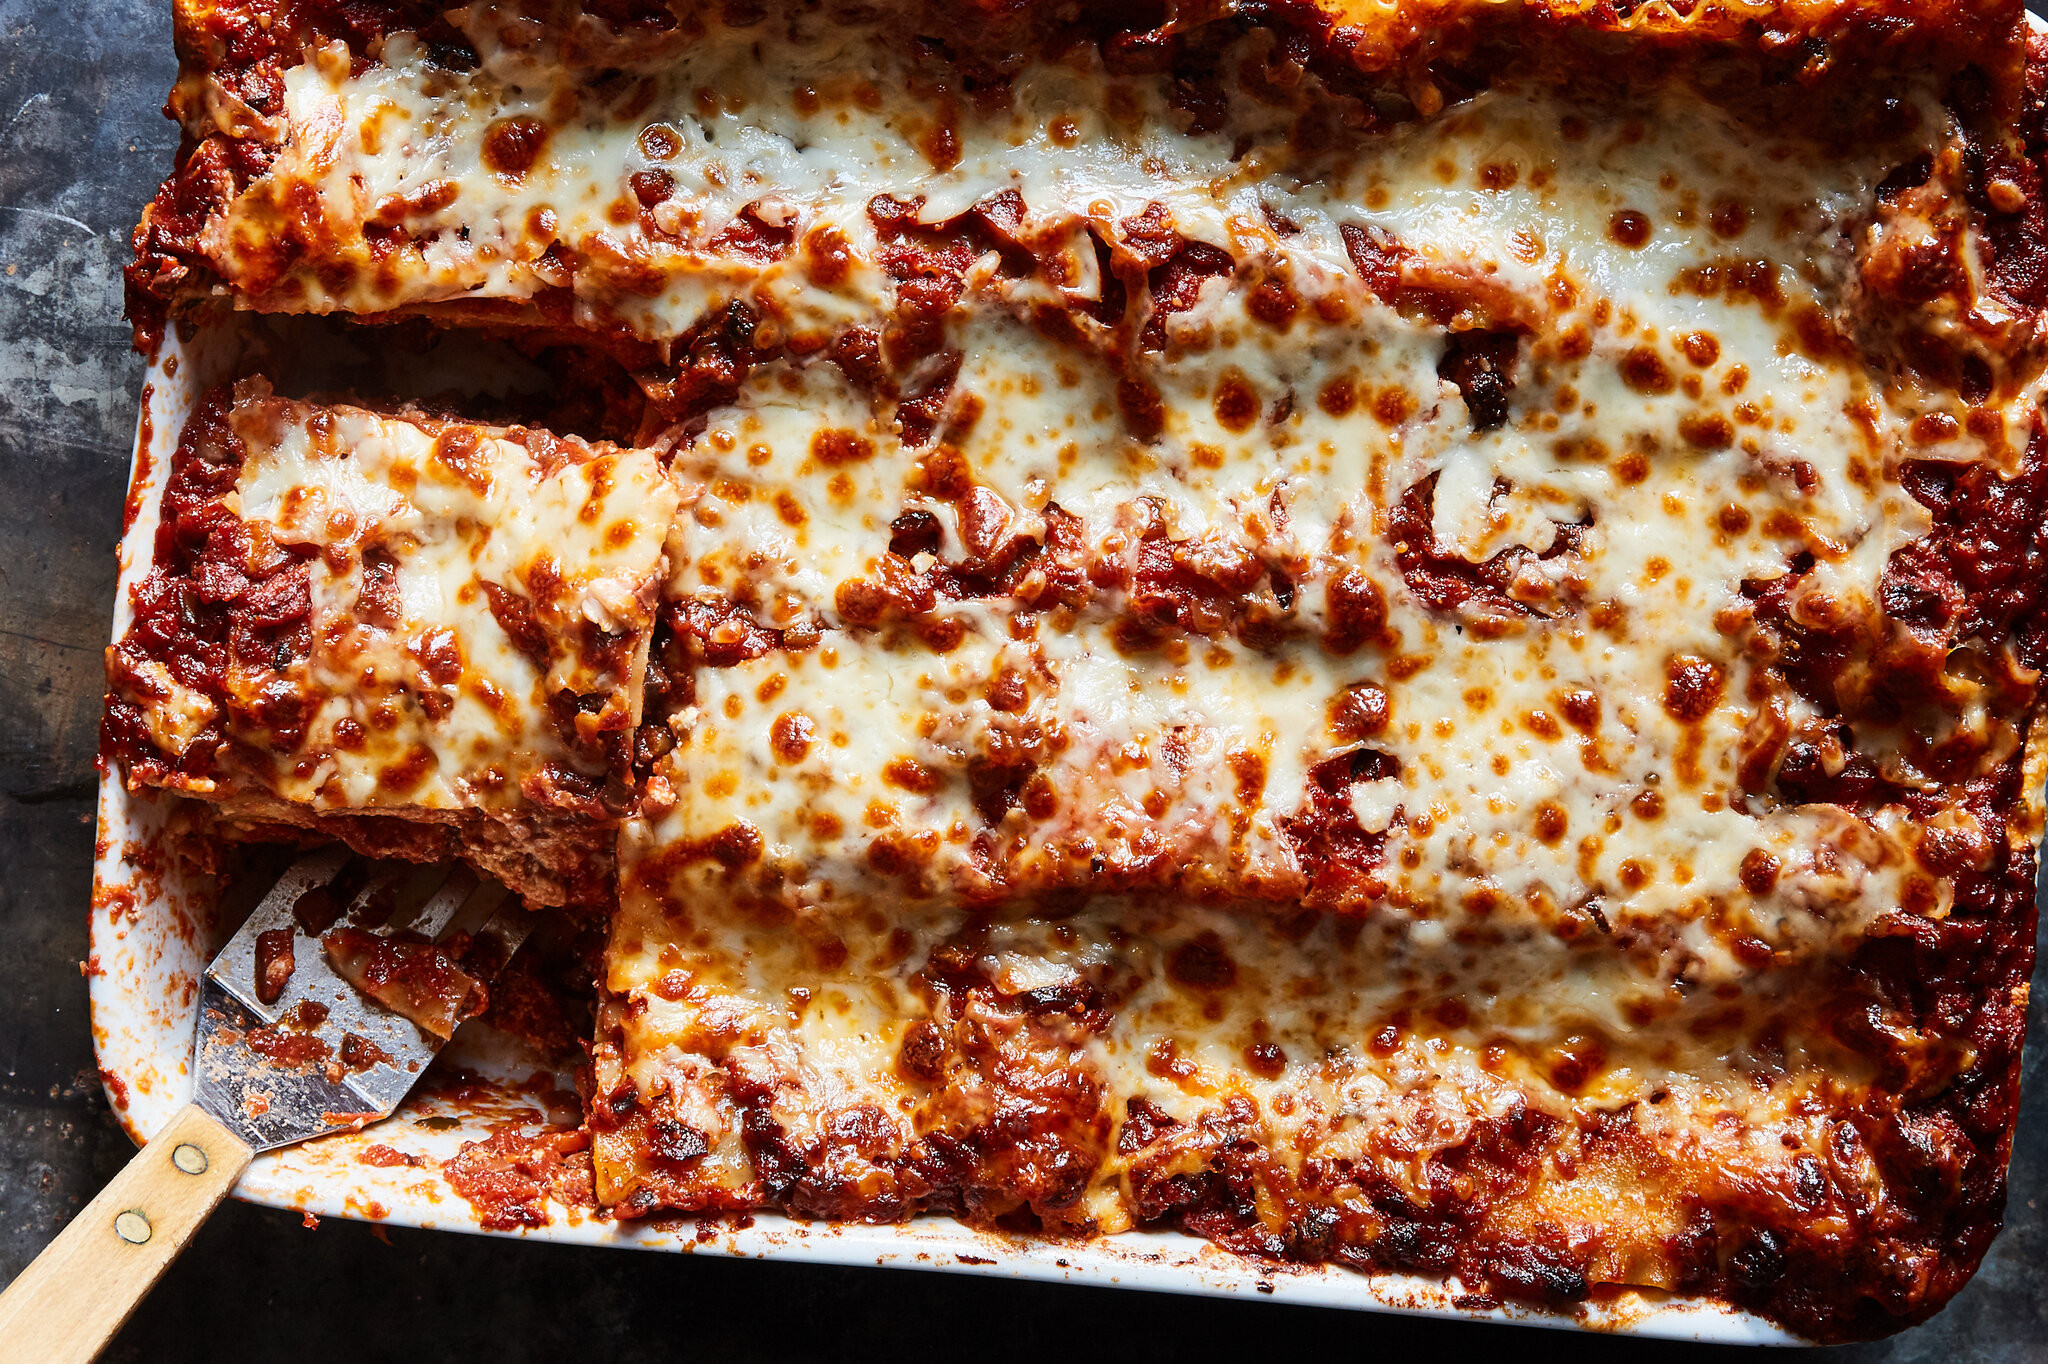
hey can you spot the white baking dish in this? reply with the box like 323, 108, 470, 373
87, 316, 1794, 1345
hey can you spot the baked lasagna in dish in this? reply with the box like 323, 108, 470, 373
111, 0, 2048, 1340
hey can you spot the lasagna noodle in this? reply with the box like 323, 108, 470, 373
138, 0, 2033, 396
593, 869, 1902, 1282
103, 384, 677, 905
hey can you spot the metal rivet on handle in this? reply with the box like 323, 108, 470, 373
171, 1143, 209, 1176
113, 1210, 152, 1245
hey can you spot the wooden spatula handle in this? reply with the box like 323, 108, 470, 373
0, 1103, 254, 1364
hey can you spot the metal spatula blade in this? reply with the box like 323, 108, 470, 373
0, 849, 535, 1359
195, 848, 530, 1151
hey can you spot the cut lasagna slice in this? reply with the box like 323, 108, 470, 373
103, 381, 676, 906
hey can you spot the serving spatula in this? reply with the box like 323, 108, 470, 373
0, 848, 530, 1364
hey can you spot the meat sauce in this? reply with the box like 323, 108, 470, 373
101, 388, 312, 784
442, 1126, 595, 1231
323, 926, 485, 1041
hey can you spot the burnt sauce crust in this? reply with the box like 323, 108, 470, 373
108, 0, 2048, 1344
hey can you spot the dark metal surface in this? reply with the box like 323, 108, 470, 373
0, 3, 2041, 1357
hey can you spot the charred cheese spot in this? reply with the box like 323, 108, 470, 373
771, 711, 815, 762
1662, 656, 1725, 722
1619, 347, 1675, 395
1608, 209, 1651, 247
481, 117, 549, 182
811, 428, 875, 466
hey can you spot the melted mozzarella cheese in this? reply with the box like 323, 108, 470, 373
649, 603, 1331, 903
198, 7, 1963, 418
599, 862, 1879, 1250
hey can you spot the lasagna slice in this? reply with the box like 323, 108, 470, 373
103, 382, 675, 906
595, 874, 2025, 1322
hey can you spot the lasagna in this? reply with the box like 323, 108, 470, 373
104, 382, 674, 905
111, 0, 2048, 1341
